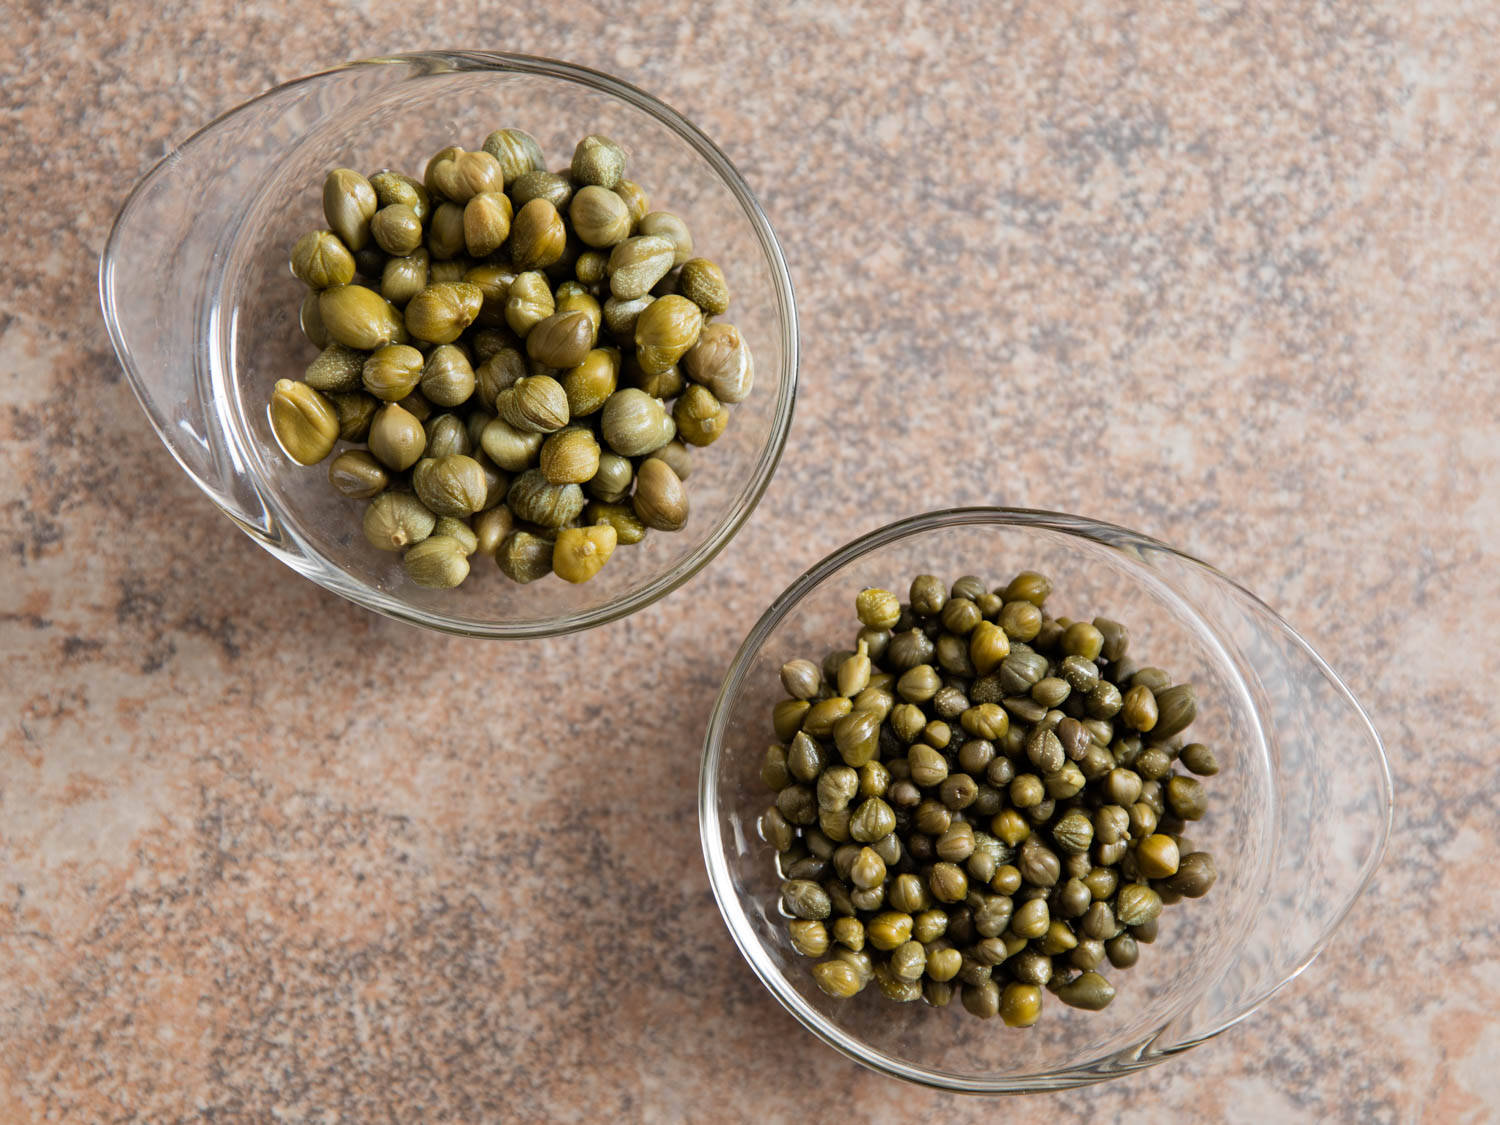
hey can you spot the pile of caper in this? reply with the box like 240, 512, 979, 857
760, 572, 1219, 1026
268, 130, 753, 587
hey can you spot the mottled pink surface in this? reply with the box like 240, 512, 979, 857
3, 2, 1498, 1121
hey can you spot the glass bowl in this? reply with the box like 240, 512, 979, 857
99, 51, 797, 637
699, 508, 1391, 1091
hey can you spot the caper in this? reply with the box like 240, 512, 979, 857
510, 197, 567, 271
402, 534, 470, 588
509, 169, 573, 210
636, 210, 693, 267
552, 524, 617, 584
369, 170, 431, 221
1167, 852, 1218, 898
499, 375, 571, 434
634, 294, 703, 375
300, 289, 330, 347
327, 391, 378, 442
586, 500, 647, 546
367, 401, 427, 470
269, 379, 338, 465
504, 271, 556, 338
526, 310, 595, 370
322, 168, 377, 252
602, 293, 653, 338
472, 506, 514, 558
479, 416, 544, 472
362, 491, 435, 551
1180, 743, 1220, 776
481, 128, 545, 182
607, 234, 676, 300
600, 388, 673, 457
327, 450, 389, 499
570, 133, 626, 188
290, 229, 355, 290
319, 284, 408, 350
426, 201, 466, 260
412, 454, 488, 518
810, 959, 864, 999
1166, 775, 1209, 820
506, 468, 584, 528
495, 529, 553, 583
381, 248, 430, 306
677, 256, 730, 316
673, 384, 729, 446
302, 342, 367, 394
405, 282, 483, 345
361, 344, 424, 402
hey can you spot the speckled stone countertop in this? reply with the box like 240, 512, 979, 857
4, 2, 1498, 1121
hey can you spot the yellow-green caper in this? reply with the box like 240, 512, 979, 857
498, 375, 570, 434
432, 516, 479, 556
631, 455, 688, 531
476, 347, 527, 406
361, 344, 425, 402
614, 178, 649, 222
304, 342, 367, 393
402, 534, 470, 588
481, 128, 544, 182
367, 401, 427, 470
510, 198, 566, 271
646, 440, 692, 481
381, 248, 430, 306
677, 257, 730, 316
427, 201, 466, 260
672, 384, 729, 447
634, 294, 703, 375
428, 148, 504, 203
508, 169, 573, 210
607, 235, 675, 300
525, 310, 596, 370
682, 321, 753, 403
569, 185, 632, 248
327, 450, 389, 499
319, 284, 408, 350
362, 491, 436, 551
328, 391, 379, 442
423, 413, 470, 460
496, 528, 554, 583
600, 388, 674, 457
369, 204, 423, 257
300, 289, 329, 347
412, 454, 489, 518
404, 282, 483, 345
636, 210, 693, 267
322, 168, 377, 251
602, 294, 653, 338
463, 190, 513, 258
464, 264, 518, 328
586, 500, 647, 545
575, 249, 608, 286
504, 271, 555, 338
570, 134, 626, 188
539, 427, 601, 485
419, 344, 476, 407
472, 505, 514, 557
290, 230, 355, 289
480, 416, 544, 472
552, 524, 617, 584
269, 379, 338, 465
562, 348, 619, 418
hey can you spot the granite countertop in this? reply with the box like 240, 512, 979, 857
4, 2, 1497, 1121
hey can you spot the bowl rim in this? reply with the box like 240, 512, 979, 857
697, 505, 1393, 1092
100, 49, 799, 639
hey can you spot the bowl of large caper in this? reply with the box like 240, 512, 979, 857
700, 509, 1391, 1091
101, 51, 797, 636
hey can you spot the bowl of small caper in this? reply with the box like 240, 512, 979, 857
700, 508, 1391, 1090
101, 51, 797, 636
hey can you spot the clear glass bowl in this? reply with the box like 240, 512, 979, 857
99, 52, 797, 637
699, 508, 1392, 1092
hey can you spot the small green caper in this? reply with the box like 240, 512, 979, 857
781, 879, 831, 921
322, 168, 377, 251
327, 449, 389, 499
570, 134, 626, 188
810, 959, 864, 999
366, 204, 421, 257
362, 491, 436, 551
508, 168, 573, 210
676, 256, 730, 316
496, 528, 554, 583
428, 148, 504, 203
510, 198, 566, 271
327, 391, 378, 442
539, 428, 601, 485
506, 468, 585, 528
788, 919, 830, 959
587, 449, 633, 503
367, 401, 427, 470
607, 235, 676, 300
673, 384, 729, 446
1115, 883, 1164, 927
636, 210, 693, 267
303, 342, 367, 393
319, 284, 408, 350
405, 282, 484, 345
1166, 775, 1209, 820
569, 184, 633, 248
631, 457, 689, 532
290, 230, 355, 289
269, 379, 338, 465
1180, 743, 1220, 775
427, 201, 466, 260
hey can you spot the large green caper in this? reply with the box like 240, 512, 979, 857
570, 134, 626, 188
504, 270, 555, 337
496, 529, 554, 583
562, 348, 619, 417
634, 294, 703, 375
405, 282, 484, 345
402, 535, 470, 588
319, 284, 408, 350
412, 454, 489, 518
362, 491, 436, 551
600, 388, 674, 457
506, 468, 585, 528
269, 379, 338, 465
361, 344, 425, 402
569, 185, 632, 248
480, 416, 544, 472
510, 198, 566, 271
481, 128, 545, 182
682, 321, 754, 403
322, 168, 377, 252
369, 204, 424, 257
428, 148, 504, 203
419, 344, 476, 407
463, 190, 513, 258
381, 248, 430, 306
290, 230, 355, 289
539, 427, 601, 485
498, 375, 570, 434
367, 401, 427, 470
525, 310, 595, 370
631, 457, 688, 531
607, 235, 675, 300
